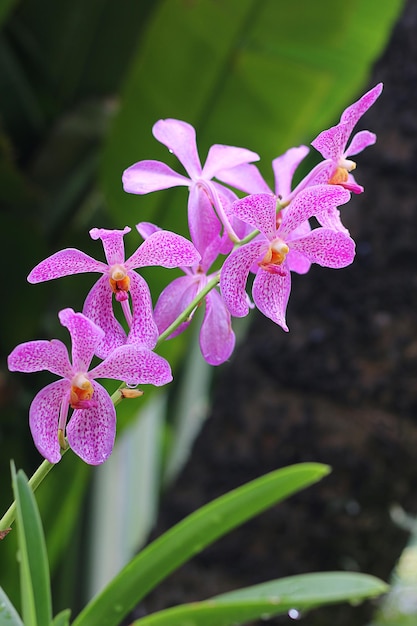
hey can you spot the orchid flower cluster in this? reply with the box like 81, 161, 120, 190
8, 83, 382, 467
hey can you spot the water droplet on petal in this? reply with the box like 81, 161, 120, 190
288, 608, 302, 620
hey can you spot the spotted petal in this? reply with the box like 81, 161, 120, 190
126, 271, 159, 349
128, 229, 200, 270
252, 267, 291, 331
220, 241, 265, 317
58, 308, 104, 372
90, 344, 172, 387
290, 229, 355, 268
28, 248, 106, 283
8, 339, 72, 379
66, 381, 116, 465
83, 276, 127, 359
90, 227, 130, 266
29, 379, 70, 464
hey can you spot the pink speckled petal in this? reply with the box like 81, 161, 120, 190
122, 160, 190, 194
214, 163, 271, 195
272, 145, 310, 198
90, 343, 172, 387
203, 144, 259, 180
83, 276, 127, 359
90, 227, 130, 266
279, 185, 351, 240
126, 271, 159, 349
230, 194, 277, 240
8, 339, 72, 379
188, 183, 222, 255
29, 379, 70, 464
28, 248, 106, 283
66, 381, 115, 465
200, 289, 235, 366
58, 308, 104, 372
340, 83, 383, 134
220, 241, 265, 317
128, 229, 200, 269
252, 268, 291, 331
311, 123, 351, 162
290, 229, 355, 268
154, 275, 199, 338
153, 119, 202, 179
345, 130, 376, 157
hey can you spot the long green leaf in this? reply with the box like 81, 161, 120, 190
73, 462, 330, 626
51, 609, 71, 626
0, 587, 23, 626
11, 464, 52, 626
131, 572, 388, 625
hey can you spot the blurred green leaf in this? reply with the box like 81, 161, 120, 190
101, 0, 403, 227
73, 462, 330, 626
132, 572, 388, 625
11, 464, 52, 626
51, 609, 71, 626
0, 586, 23, 626
0, 1, 17, 26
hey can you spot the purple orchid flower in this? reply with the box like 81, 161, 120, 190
7, 308, 172, 465
122, 118, 260, 251
28, 226, 200, 358
220, 185, 355, 331
137, 222, 235, 366
308, 83, 383, 194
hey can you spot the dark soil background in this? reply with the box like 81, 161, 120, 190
126, 1, 417, 624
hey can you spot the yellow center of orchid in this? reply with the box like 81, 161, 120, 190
70, 373, 94, 409
109, 264, 131, 295
259, 238, 289, 271
328, 160, 356, 186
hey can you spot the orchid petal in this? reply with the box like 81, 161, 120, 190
58, 308, 104, 372
154, 275, 199, 338
286, 248, 311, 275
230, 193, 278, 240
220, 241, 265, 317
83, 276, 127, 359
122, 160, 190, 194
311, 123, 351, 162
66, 381, 116, 465
272, 145, 310, 198
200, 289, 235, 365
188, 183, 222, 254
128, 229, 200, 269
29, 379, 70, 464
252, 268, 291, 331
90, 344, 172, 387
8, 338, 72, 379
28, 248, 106, 283
203, 144, 259, 180
126, 271, 159, 349
153, 119, 202, 179
214, 163, 271, 195
136, 221, 161, 239
279, 185, 351, 240
290, 229, 355, 268
90, 227, 130, 266
345, 130, 376, 157
340, 83, 383, 134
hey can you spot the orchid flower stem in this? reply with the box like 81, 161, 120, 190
0, 449, 68, 532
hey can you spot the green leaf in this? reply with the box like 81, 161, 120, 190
73, 462, 330, 626
51, 609, 71, 626
101, 0, 404, 227
11, 463, 52, 626
130, 572, 388, 625
0, 586, 23, 626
